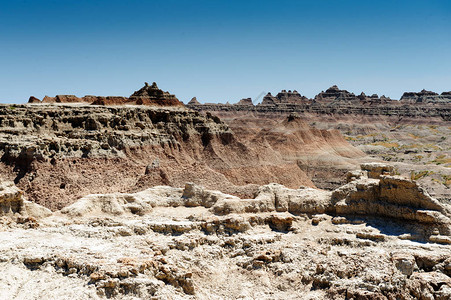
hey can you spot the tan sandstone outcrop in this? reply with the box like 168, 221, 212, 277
61, 163, 451, 242
0, 181, 51, 219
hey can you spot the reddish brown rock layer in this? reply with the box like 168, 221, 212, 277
28, 96, 41, 103
28, 82, 184, 107
0, 105, 362, 209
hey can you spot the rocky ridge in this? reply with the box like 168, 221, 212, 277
401, 89, 451, 104
261, 90, 309, 105
187, 85, 451, 120
29, 82, 184, 107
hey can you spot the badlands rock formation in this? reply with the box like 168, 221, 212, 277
1, 83, 449, 299
187, 85, 451, 120
187, 85, 451, 199
1, 163, 451, 299
29, 82, 184, 107
401, 89, 451, 104
261, 90, 309, 105
0, 103, 365, 209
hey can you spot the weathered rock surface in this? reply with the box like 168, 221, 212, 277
2, 104, 342, 209
0, 181, 51, 220
3, 84, 450, 299
261, 90, 308, 105
28, 82, 184, 107
128, 82, 184, 106
187, 97, 200, 105
28, 96, 41, 103
187, 85, 451, 120
89, 96, 129, 105
315, 85, 358, 103
202, 111, 367, 190
1, 167, 451, 299
60, 163, 451, 241
186, 85, 451, 199
401, 89, 451, 104
235, 98, 254, 106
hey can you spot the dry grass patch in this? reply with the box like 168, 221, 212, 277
371, 141, 399, 148
411, 170, 435, 181
430, 155, 451, 166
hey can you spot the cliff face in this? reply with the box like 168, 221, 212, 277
188, 101, 451, 121
2, 104, 344, 209
185, 85, 451, 197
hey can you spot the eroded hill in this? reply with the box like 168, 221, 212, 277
0, 104, 361, 210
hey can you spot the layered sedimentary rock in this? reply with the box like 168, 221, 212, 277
27, 82, 184, 107
28, 96, 41, 103
127, 82, 184, 106
311, 86, 395, 105
261, 90, 309, 105
187, 85, 451, 120
187, 97, 200, 105
314, 85, 358, 103
60, 162, 451, 235
4, 84, 450, 300
2, 104, 360, 209
40, 95, 90, 104
401, 89, 451, 104
235, 98, 254, 106
88, 96, 129, 105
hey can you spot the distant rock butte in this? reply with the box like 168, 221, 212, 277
28, 96, 41, 103
187, 85, 450, 106
28, 82, 184, 107
262, 90, 309, 105
401, 89, 451, 104
187, 97, 200, 105
127, 82, 183, 106
235, 98, 254, 106
187, 85, 451, 120
314, 85, 357, 102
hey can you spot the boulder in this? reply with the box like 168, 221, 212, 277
360, 162, 394, 179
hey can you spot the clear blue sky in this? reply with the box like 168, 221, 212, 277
1, 0, 450, 104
